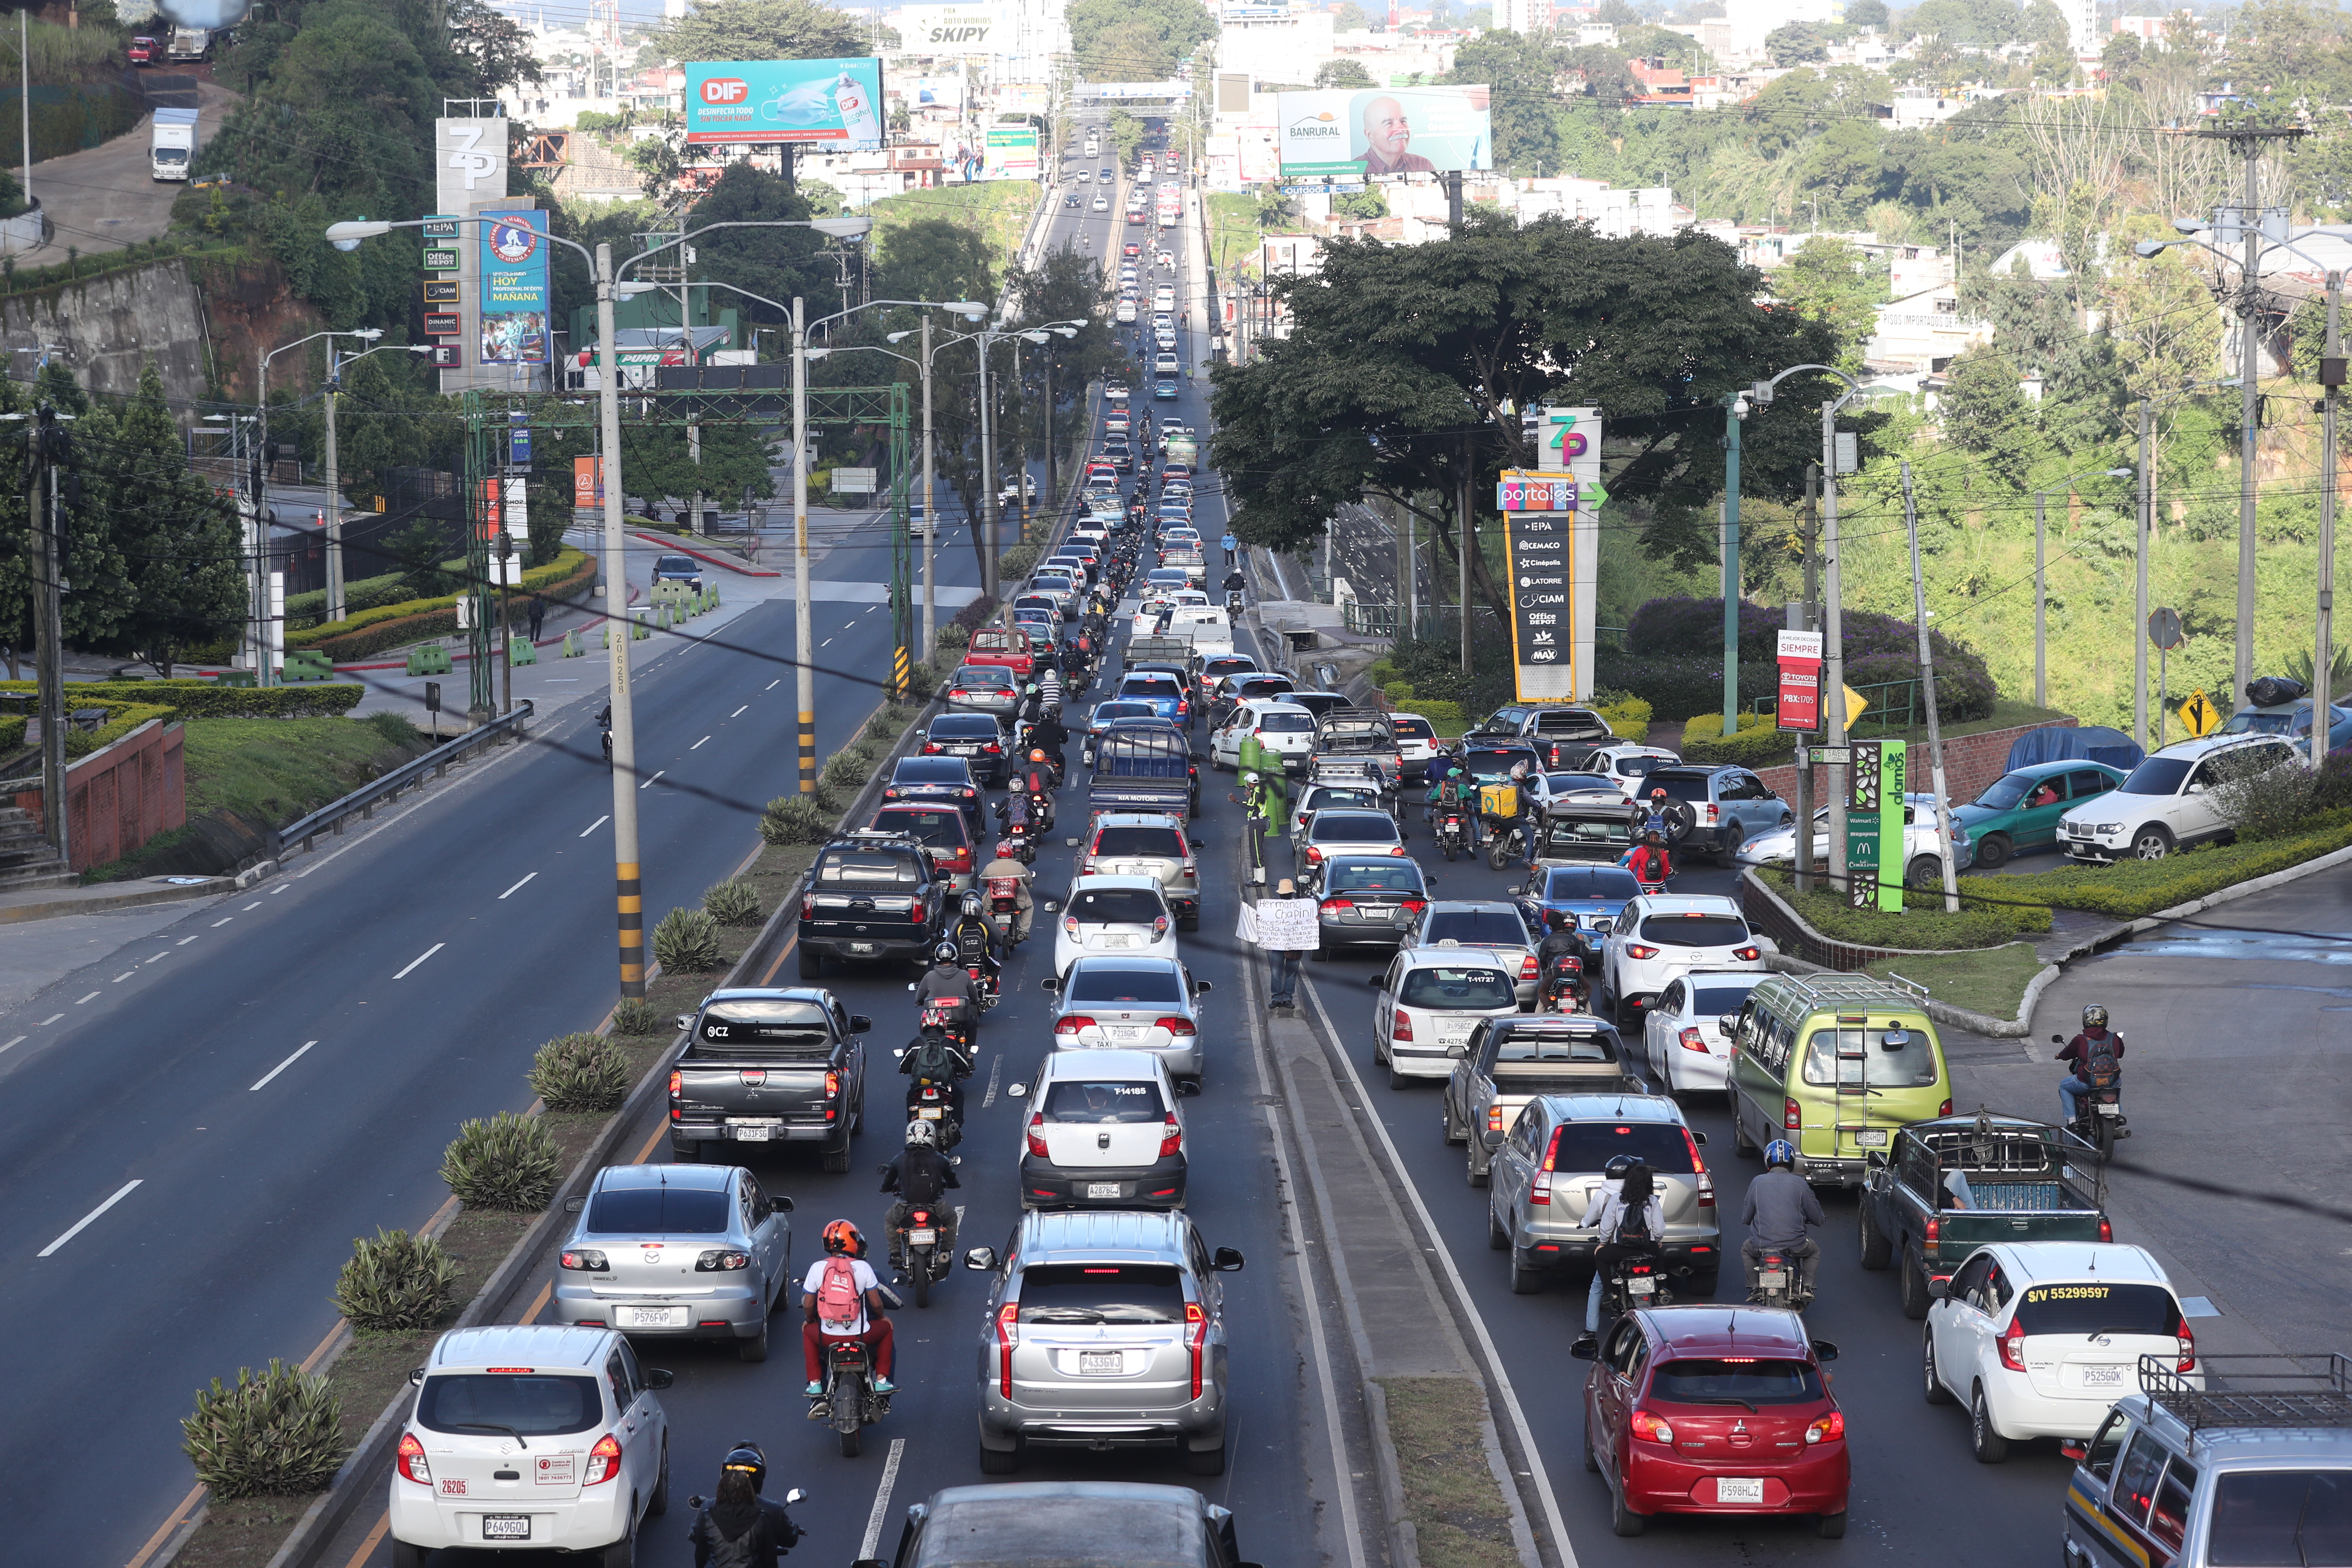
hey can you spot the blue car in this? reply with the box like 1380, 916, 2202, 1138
1515, 863, 1643, 940
1115, 670, 1191, 726
1154, 380, 1178, 399
2220, 697, 2352, 753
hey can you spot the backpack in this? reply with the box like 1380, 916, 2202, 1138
697, 1510, 769, 1568
816, 1256, 864, 1327
911, 1034, 959, 1081
2081, 1036, 2121, 1090
1615, 1195, 1653, 1244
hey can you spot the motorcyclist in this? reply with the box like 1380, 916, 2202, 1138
916, 940, 978, 1011
1534, 910, 1589, 1010
1030, 713, 1071, 775
1621, 829, 1672, 887
1023, 746, 1064, 799
1425, 760, 1478, 846
900, 1019, 973, 1122
689, 1443, 801, 1568
1640, 787, 1672, 838
1038, 664, 1064, 713
1742, 1140, 1825, 1304
2057, 1004, 2126, 1124
996, 773, 1050, 839
801, 1219, 895, 1397
1575, 1155, 1665, 1350
980, 846, 1034, 947
881, 1118, 962, 1274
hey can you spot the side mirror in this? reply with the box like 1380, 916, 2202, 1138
893, 1049, 906, 1060
2050, 1033, 2066, 1045
1194, 980, 1213, 995
1569, 1338, 1599, 1361
2058, 1440, 2089, 1463
785, 1488, 806, 1506
675, 1014, 695, 1032
1866, 1149, 1889, 1170
1719, 1014, 1741, 1035
1040, 976, 1062, 994
1212, 1246, 1245, 1271
409, 1366, 426, 1386
964, 1246, 999, 1271
1369, 976, 1386, 990
1924, 1277, 1950, 1301
1591, 919, 1612, 935
1189, 836, 1205, 847
775, 1195, 793, 1212
1690, 1130, 1707, 1145
1065, 837, 1080, 847
644, 1368, 675, 1389
849, 1014, 872, 1034
1810, 1340, 1840, 1364
1006, 1081, 1029, 1098
906, 982, 919, 993
1043, 898, 1060, 913
564, 1195, 585, 1213
1177, 1079, 1201, 1096
1446, 1041, 1468, 1058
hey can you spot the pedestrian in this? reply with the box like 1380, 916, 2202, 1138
1241, 877, 1319, 1012
526, 591, 545, 642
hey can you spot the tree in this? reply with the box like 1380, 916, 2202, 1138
644, 0, 867, 64
1107, 107, 1146, 165
1067, 0, 1216, 80
1765, 21, 1829, 66
388, 518, 456, 601
1316, 58, 1377, 89
1334, 2, 1372, 29
687, 162, 833, 328
89, 364, 248, 675
1443, 29, 1565, 174
877, 219, 995, 312
1332, 186, 1390, 220
1847, 0, 1888, 28
1773, 237, 1883, 368
1940, 347, 2037, 491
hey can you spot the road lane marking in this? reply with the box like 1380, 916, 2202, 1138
179, 934, 199, 944
38, 1014, 61, 1025
124, 1483, 208, 1568
340, 1513, 389, 1568
580, 814, 609, 837
498, 873, 537, 900
858, 1439, 907, 1560
731, 704, 748, 717
691, 735, 710, 750
519, 1278, 552, 1324
0, 1035, 24, 1055
37, 1179, 141, 1256
631, 1121, 668, 1164
114, 971, 134, 982
639, 769, 665, 790
211, 918, 233, 928
982, 1053, 1002, 1109
250, 1041, 320, 1091
76, 992, 99, 1004
243, 901, 263, 911
767, 679, 780, 689
393, 943, 445, 980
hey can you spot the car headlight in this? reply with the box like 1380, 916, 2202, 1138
2092, 823, 2122, 835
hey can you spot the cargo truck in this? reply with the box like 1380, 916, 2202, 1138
150, 107, 198, 181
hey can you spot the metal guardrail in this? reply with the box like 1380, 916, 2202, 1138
1748, 676, 1922, 734
278, 701, 535, 857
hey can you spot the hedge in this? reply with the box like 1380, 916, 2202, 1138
1597, 696, 1651, 743
61, 701, 179, 758
0, 714, 24, 755
1629, 595, 1785, 663
0, 680, 364, 719
286, 548, 592, 656
1957, 813, 2352, 921
999, 544, 1045, 581
1595, 648, 1781, 720
1615, 597, 2000, 726
1759, 868, 2052, 949
1680, 710, 1804, 769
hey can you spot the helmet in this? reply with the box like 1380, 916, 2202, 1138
933, 940, 960, 964
905, 1118, 939, 1147
1650, 787, 1667, 801
1646, 829, 1666, 846
1030, 748, 1047, 763
2083, 1004, 2108, 1031
1602, 1154, 1640, 1180
1009, 774, 1027, 792
961, 891, 983, 918
720, 1441, 767, 1493
821, 1219, 865, 1256
1763, 1139, 1797, 1169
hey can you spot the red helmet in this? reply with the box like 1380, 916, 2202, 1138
821, 1219, 866, 1256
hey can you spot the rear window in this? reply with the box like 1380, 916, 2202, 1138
698, 999, 833, 1052
1638, 914, 1751, 947
1799, 1024, 1941, 1088
1202, 657, 1257, 679
1090, 702, 1156, 726
1121, 677, 1185, 700
1070, 886, 1168, 924
2208, 1472, 2352, 1565
1093, 826, 1186, 858
1614, 754, 1670, 777
1258, 711, 1315, 732
931, 715, 998, 738
1544, 867, 1641, 900
1015, 1262, 1186, 1324
1400, 967, 1516, 1010
1325, 861, 1421, 892
416, 1374, 603, 1438
1496, 1028, 1617, 1064
893, 758, 970, 783
585, 1185, 733, 1234
1646, 772, 1718, 803
871, 809, 967, 848
1462, 748, 1537, 780
1311, 812, 1400, 842
817, 852, 919, 885
1424, 910, 1529, 946
1041, 1080, 1167, 1122
1064, 965, 1185, 1004
1543, 818, 1636, 852
2011, 1282, 2184, 1338
1689, 983, 1763, 1017
954, 668, 1014, 688
1649, 1358, 1824, 1407
1550, 1120, 1695, 1172
1392, 717, 1434, 740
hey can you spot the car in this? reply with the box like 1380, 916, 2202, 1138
1011, 1047, 1191, 1211
1453, 741, 1545, 787
1950, 761, 2129, 867
1575, 1306, 1847, 1537
1640, 765, 1793, 866
1083, 699, 1160, 764
2219, 689, 2352, 750
1389, 712, 1440, 780
1123, 241, 1142, 258
1468, 703, 1617, 766
1599, 894, 1767, 1023
1193, 651, 1259, 706
1155, 380, 1178, 399
1041, 954, 1214, 1088
1488, 1090, 1719, 1293
1075, 169, 1091, 183
1639, 970, 1769, 1096
1311, 854, 1429, 956
1740, 792, 1972, 888
793, 833, 947, 975
883, 755, 983, 836
1725, 973, 1954, 1188
1052, 873, 1179, 976
387, 1325, 674, 1563
1445, 1019, 1642, 1185
1011, 607, 1059, 643
1298, 808, 1406, 877
1079, 812, 1200, 927
1092, 196, 1109, 211
1524, 772, 1641, 815
1530, 802, 1644, 867
649, 553, 705, 591
964, 625, 1037, 680
1115, 669, 1191, 726
1567, 743, 1684, 799
551, 1163, 793, 1357
1924, 1242, 2196, 1462
1065, 194, 1081, 207
1115, 299, 1138, 324
1404, 899, 1542, 1006
1515, 863, 1642, 940
921, 711, 1012, 785
1211, 669, 1295, 721
1142, 566, 1193, 598
2060, 732, 2302, 862
946, 662, 1022, 721
1287, 779, 1385, 846
868, 801, 979, 889
962, 1212, 1243, 1473
1372, 946, 1522, 1087
1211, 698, 1317, 772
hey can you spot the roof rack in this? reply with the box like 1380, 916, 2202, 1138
1774, 972, 1929, 1005
2141, 1353, 2352, 1433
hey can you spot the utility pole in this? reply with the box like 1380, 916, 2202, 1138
2319, 271, 2345, 769
596, 240, 646, 998
1458, 434, 1473, 675
979, 333, 999, 606
1903, 461, 1959, 912
1446, 168, 1463, 228
1721, 392, 1742, 738
27, 403, 65, 862
2034, 490, 2046, 709
792, 294, 817, 792
1823, 401, 1850, 897
1795, 462, 1817, 893
2135, 398, 2153, 752
921, 311, 937, 653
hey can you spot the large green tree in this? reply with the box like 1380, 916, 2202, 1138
643, 0, 869, 64
1067, 0, 1216, 81
89, 365, 248, 674
1442, 30, 1565, 175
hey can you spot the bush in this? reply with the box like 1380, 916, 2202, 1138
652, 906, 725, 972
440, 1111, 563, 1211
1629, 595, 1785, 662
528, 1032, 632, 1111
1761, 869, 2052, 948
998, 543, 1044, 580
181, 1360, 346, 1499
0, 679, 365, 719
2315, 750, 2352, 811
864, 709, 900, 743
902, 660, 939, 700
612, 997, 667, 1036
288, 550, 594, 659
332, 1228, 459, 1332
1594, 648, 1781, 721
822, 747, 874, 790
361, 710, 423, 748
1962, 815, 2352, 919
1626, 597, 1998, 724
1596, 695, 1652, 742
760, 793, 835, 845
2212, 760, 2317, 842
702, 877, 764, 928
61, 701, 178, 758
1681, 710, 1805, 769
936, 623, 971, 650
0, 714, 22, 753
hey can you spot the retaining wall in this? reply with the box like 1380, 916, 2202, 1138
12, 718, 185, 871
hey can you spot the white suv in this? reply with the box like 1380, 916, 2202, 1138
2058, 733, 2297, 862
390, 1325, 671, 1565
1598, 893, 1769, 1023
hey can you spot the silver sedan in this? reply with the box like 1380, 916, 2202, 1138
946, 664, 1023, 721
1041, 953, 1213, 1090
551, 1163, 794, 1362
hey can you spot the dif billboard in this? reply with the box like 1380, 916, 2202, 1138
684, 58, 885, 147
1275, 85, 1491, 177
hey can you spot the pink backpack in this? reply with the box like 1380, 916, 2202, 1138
817, 1257, 862, 1326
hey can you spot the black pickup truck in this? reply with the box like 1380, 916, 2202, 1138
794, 832, 949, 978
670, 987, 871, 1171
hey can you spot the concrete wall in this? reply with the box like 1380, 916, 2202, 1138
0, 257, 211, 404
12, 718, 187, 872
1753, 717, 2079, 815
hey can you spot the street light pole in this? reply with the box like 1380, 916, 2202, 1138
2237, 180, 2262, 713
979, 332, 998, 606
1822, 396, 1850, 898
595, 241, 647, 998
2318, 271, 2345, 769
922, 311, 937, 652
793, 294, 817, 793
1722, 392, 1743, 738
2137, 399, 2153, 752
2034, 490, 2046, 709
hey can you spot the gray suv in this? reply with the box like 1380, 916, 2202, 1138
963, 1209, 1244, 1475
1485, 1092, 1721, 1296
1643, 765, 1793, 867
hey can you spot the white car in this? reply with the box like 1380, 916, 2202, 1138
1007, 1047, 1191, 1211
1298, 808, 1406, 877
1371, 946, 1522, 1087
1639, 968, 1769, 1096
1573, 743, 1683, 799
1092, 196, 1109, 211
1598, 893, 1768, 1022
389, 1325, 671, 1563
1154, 352, 1180, 376
1740, 793, 1975, 886
2058, 732, 2298, 862
1923, 1242, 2198, 1461
1212, 698, 1318, 772
1287, 780, 1385, 845
1389, 712, 1439, 780
1051, 874, 1179, 976
1523, 770, 1632, 813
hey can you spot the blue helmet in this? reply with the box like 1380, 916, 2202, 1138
1763, 1139, 1797, 1169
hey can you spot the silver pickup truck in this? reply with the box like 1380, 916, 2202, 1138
1441, 1014, 1639, 1185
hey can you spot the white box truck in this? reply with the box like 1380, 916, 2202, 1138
151, 107, 198, 181
167, 27, 211, 61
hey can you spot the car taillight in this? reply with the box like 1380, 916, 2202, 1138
998, 1303, 1020, 1397
1519, 952, 1540, 980
984, 741, 1001, 753
560, 1248, 609, 1271
696, 1249, 752, 1271
1322, 897, 1354, 911
1156, 1016, 1197, 1037
1084, 857, 1100, 873
1400, 899, 1427, 915
1055, 1015, 1093, 1036
668, 1069, 682, 1096
1625, 943, 1660, 959
1530, 1125, 1565, 1205
1154, 915, 1169, 938
2098, 1216, 2113, 1243
1182, 858, 1197, 875
1924, 1215, 1941, 1249
951, 847, 972, 870
1629, 1410, 1675, 1443
1184, 1300, 1207, 1398
396, 1432, 432, 1484
1805, 1411, 1846, 1444
2177, 1322, 2196, 1373
1940, 1099, 1954, 1116
1026, 1112, 1050, 1157
1733, 944, 1761, 961
1784, 1097, 1801, 1130
1684, 1127, 1714, 1207
1064, 913, 1081, 935
825, 1069, 841, 1098
1488, 1104, 1505, 1133
799, 894, 816, 920
584, 1433, 623, 1485
1998, 1317, 2027, 1373
1704, 804, 1719, 824
949, 689, 968, 698
1158, 1114, 1183, 1158
1392, 1008, 1413, 1041
1678, 1027, 1708, 1053
1305, 846, 1323, 864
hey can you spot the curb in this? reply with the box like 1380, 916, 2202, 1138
0, 874, 233, 925
628, 530, 781, 577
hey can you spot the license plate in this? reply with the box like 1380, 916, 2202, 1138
1627, 1276, 1657, 1296
482, 1515, 532, 1540
909, 1228, 937, 1246
1115, 864, 1152, 876
1105, 934, 1140, 948
1080, 1351, 1123, 1374
1758, 1270, 1786, 1290
1854, 1129, 1888, 1147
951, 744, 977, 754
1109, 1026, 1145, 1041
848, 942, 877, 955
2081, 1364, 2124, 1388
1087, 1182, 1122, 1199
623, 1305, 687, 1327
1716, 1478, 1764, 1505
733, 1125, 772, 1142
2097, 1102, 2121, 1116
918, 1107, 942, 1120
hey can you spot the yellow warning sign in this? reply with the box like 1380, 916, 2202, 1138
2178, 689, 2222, 738
1843, 683, 1869, 726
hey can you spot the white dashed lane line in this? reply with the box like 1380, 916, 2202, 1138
112, 971, 133, 983
639, 770, 665, 790
581, 815, 610, 837
0, 1035, 24, 1056
37, 1014, 62, 1026
37, 1179, 141, 1258
75, 992, 99, 1005
211, 918, 233, 928
498, 873, 536, 900
393, 944, 444, 980
691, 736, 710, 750
178, 934, 198, 945
249, 1040, 320, 1092
731, 705, 748, 718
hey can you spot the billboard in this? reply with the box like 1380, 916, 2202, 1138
1504, 509, 1574, 701
684, 58, 885, 147
899, 74, 965, 108
900, 4, 1001, 54
1275, 85, 1491, 177
480, 211, 549, 313
982, 123, 1039, 180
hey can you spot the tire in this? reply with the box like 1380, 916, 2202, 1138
839, 1425, 863, 1458
797, 944, 823, 980
1183, 1442, 1228, 1476
1818, 1512, 1848, 1540
2095, 1118, 2118, 1159
603, 1516, 637, 1568
1389, 1062, 1412, 1090
1974, 832, 2012, 869
1610, 1484, 1647, 1537
1923, 1329, 1955, 1405
647, 1439, 669, 1516
1508, 1247, 1543, 1295
1900, 1245, 1932, 1321
1731, 1101, 1758, 1157
2130, 824, 2174, 861
1660, 800, 1697, 844
1971, 1384, 2010, 1463
1905, 854, 1942, 892
913, 1258, 932, 1308
737, 1317, 769, 1363
391, 1544, 428, 1568
1489, 1203, 1510, 1251
978, 1440, 1020, 1475
1487, 836, 1512, 870
1715, 829, 1740, 869
1466, 1148, 1488, 1188
821, 1140, 852, 1174
1443, 1103, 1466, 1147
1859, 1200, 1893, 1270
1685, 1270, 1718, 1298
1441, 840, 1456, 862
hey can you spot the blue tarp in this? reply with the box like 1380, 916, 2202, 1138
2005, 724, 2144, 775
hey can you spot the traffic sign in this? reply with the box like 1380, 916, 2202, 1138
1843, 683, 1869, 725
2178, 689, 2222, 738
2149, 606, 2184, 651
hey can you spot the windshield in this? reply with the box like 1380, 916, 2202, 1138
1975, 772, 2036, 811
2012, 1282, 2184, 1338
1542, 818, 1636, 853
2221, 710, 2299, 735
1544, 867, 1641, 900
2120, 757, 2193, 795
1258, 711, 1315, 733
1400, 967, 1516, 1009
1547, 773, 1616, 793
1066, 965, 1184, 1004
1069, 887, 1168, 925
1615, 755, 1669, 776
655, 556, 697, 574
1637, 914, 1751, 947
1800, 1024, 1941, 1088
1016, 1263, 1185, 1324
931, 716, 998, 738
894, 759, 970, 783
1550, 1120, 1694, 1172
586, 1185, 732, 1234
1650, 1359, 1825, 1407
1393, 717, 1435, 740
2208, 1472, 2352, 1565
1462, 749, 1537, 781
416, 1374, 603, 1438
1041, 1080, 1167, 1122
1425, 910, 1528, 946
1093, 826, 1185, 858
698, 999, 833, 1051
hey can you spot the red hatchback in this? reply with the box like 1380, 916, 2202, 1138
1576, 1306, 1848, 1539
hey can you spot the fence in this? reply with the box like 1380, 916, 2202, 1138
1748, 676, 1923, 735
276, 702, 534, 858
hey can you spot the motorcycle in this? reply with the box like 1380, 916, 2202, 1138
1225, 588, 1244, 616
919, 998, 974, 1056
1485, 820, 1527, 871
1436, 810, 1468, 863
1597, 1250, 1684, 1331
1537, 952, 1586, 1014
1751, 1247, 1813, 1312
995, 818, 1039, 867
597, 708, 613, 769
898, 1201, 953, 1308
2051, 1032, 2130, 1156
984, 867, 1030, 948
905, 1075, 962, 1150
810, 1330, 892, 1456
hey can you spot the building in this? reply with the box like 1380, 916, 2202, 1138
1868, 282, 1993, 374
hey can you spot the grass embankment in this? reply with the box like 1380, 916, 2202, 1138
1957, 813, 2352, 920
1376, 1377, 1524, 1568
1868, 942, 2047, 1020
